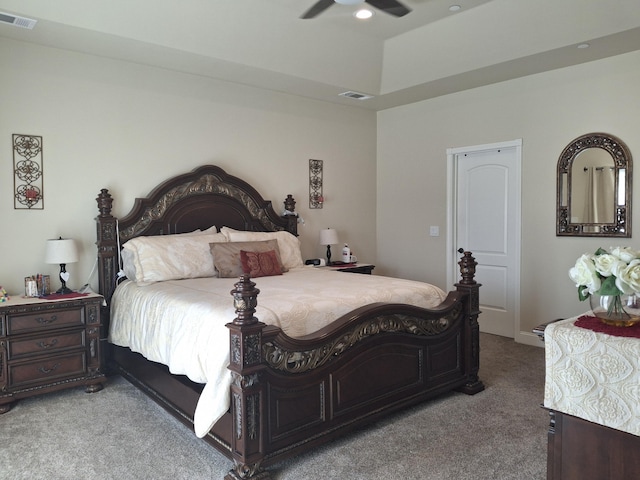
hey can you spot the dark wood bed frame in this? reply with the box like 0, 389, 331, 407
95, 165, 484, 480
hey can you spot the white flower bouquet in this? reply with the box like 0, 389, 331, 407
569, 247, 640, 300
569, 247, 640, 321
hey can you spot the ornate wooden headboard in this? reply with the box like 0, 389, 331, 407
95, 165, 297, 306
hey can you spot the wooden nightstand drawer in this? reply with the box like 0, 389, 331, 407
7, 329, 86, 360
9, 352, 86, 388
7, 307, 84, 335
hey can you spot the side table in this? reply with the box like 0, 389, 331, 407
325, 263, 375, 275
0, 293, 105, 413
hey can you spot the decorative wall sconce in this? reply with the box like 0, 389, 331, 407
309, 159, 323, 208
13, 134, 44, 209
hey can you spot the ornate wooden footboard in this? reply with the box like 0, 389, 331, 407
95, 165, 483, 480
225, 256, 482, 479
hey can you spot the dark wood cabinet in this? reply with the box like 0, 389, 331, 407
547, 410, 640, 480
0, 294, 105, 413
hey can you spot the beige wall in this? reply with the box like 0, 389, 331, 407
0, 38, 377, 295
377, 50, 640, 343
4, 37, 640, 345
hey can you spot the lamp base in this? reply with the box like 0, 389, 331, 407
56, 263, 73, 295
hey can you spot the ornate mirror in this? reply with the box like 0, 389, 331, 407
557, 133, 632, 237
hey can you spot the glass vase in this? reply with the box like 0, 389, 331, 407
589, 292, 640, 327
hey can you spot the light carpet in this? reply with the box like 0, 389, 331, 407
0, 333, 547, 479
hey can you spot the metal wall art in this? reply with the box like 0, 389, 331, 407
13, 134, 44, 209
309, 159, 323, 209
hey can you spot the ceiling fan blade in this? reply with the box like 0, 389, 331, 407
365, 0, 412, 17
301, 0, 336, 19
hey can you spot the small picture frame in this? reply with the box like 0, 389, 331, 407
24, 275, 49, 297
39, 275, 50, 296
25, 277, 38, 297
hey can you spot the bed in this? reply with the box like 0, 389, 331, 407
543, 316, 640, 479
95, 164, 484, 480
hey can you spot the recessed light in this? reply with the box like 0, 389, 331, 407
577, 43, 590, 49
449, 5, 462, 12
354, 9, 373, 19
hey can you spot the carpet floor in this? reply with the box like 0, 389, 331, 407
0, 333, 547, 479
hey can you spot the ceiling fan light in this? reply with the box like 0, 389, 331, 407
354, 9, 373, 19
335, 0, 363, 5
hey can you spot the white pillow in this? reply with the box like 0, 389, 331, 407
220, 227, 303, 270
122, 230, 227, 285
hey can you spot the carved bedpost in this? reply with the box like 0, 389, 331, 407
225, 276, 271, 480
455, 249, 485, 394
282, 194, 298, 236
96, 189, 120, 304
96, 189, 119, 371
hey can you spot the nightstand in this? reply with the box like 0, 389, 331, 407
326, 263, 375, 275
0, 293, 105, 413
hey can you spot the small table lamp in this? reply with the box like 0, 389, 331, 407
319, 228, 339, 265
45, 237, 79, 294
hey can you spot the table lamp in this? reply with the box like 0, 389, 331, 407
319, 228, 339, 265
45, 237, 79, 294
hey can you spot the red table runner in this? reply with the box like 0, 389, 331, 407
575, 315, 640, 339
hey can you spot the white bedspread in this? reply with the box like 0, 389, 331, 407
109, 266, 446, 437
544, 316, 640, 437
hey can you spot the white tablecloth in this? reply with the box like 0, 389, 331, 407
544, 316, 640, 436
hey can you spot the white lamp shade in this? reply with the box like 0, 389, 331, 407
319, 228, 339, 246
45, 238, 79, 264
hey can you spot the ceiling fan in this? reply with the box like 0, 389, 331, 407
301, 0, 412, 19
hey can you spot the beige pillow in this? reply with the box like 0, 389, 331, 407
122, 231, 227, 285
220, 227, 303, 270
210, 240, 286, 278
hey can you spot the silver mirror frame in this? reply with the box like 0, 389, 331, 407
557, 132, 632, 237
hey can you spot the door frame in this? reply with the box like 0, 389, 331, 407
446, 139, 532, 346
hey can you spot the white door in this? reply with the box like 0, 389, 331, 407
447, 141, 521, 339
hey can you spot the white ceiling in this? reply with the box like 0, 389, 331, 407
1, 0, 640, 110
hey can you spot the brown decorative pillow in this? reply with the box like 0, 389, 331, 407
210, 240, 286, 278
240, 250, 283, 278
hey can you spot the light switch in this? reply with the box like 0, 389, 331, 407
429, 226, 440, 237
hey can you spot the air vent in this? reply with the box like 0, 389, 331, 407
339, 91, 374, 101
0, 12, 37, 29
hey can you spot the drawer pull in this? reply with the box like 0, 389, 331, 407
36, 315, 58, 325
38, 363, 60, 374
36, 339, 59, 349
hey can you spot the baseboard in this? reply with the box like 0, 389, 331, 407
516, 330, 544, 348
